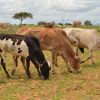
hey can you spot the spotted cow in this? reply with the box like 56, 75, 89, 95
0, 34, 51, 79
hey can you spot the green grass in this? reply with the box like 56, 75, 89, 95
0, 24, 100, 33
0, 51, 100, 100
0, 25, 100, 100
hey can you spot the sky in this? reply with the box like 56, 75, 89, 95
0, 0, 100, 25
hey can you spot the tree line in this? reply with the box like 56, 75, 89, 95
12, 12, 93, 26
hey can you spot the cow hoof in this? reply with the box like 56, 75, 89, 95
39, 76, 44, 80
51, 71, 55, 75
11, 70, 16, 76
80, 60, 85, 64
92, 62, 95, 64
7, 75, 11, 79
28, 75, 31, 79
68, 70, 73, 73
51, 70, 55, 74
75, 70, 82, 74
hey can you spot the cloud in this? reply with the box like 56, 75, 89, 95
0, 0, 100, 24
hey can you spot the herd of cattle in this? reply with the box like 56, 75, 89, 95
0, 26, 100, 80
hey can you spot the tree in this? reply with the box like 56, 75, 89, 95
58, 23, 63, 26
12, 12, 33, 26
37, 21, 45, 25
65, 23, 72, 25
84, 20, 92, 26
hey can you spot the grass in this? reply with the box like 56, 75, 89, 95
0, 52, 100, 100
0, 25, 100, 100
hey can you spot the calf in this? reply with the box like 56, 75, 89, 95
0, 34, 50, 79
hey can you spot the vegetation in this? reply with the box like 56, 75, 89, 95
12, 12, 33, 26
0, 25, 100, 100
84, 20, 92, 26
37, 21, 55, 26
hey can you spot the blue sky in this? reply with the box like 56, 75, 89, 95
0, 0, 100, 25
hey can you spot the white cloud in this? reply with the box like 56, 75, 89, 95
0, 0, 100, 24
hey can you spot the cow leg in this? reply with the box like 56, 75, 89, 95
12, 56, 31, 76
51, 52, 56, 74
89, 49, 95, 64
74, 41, 79, 55
30, 57, 43, 79
20, 56, 28, 73
91, 53, 95, 64
20, 56, 33, 77
61, 54, 74, 73
81, 48, 95, 64
54, 53, 60, 67
28, 48, 44, 79
51, 52, 60, 74
76, 47, 79, 55
11, 55, 19, 75
26, 57, 31, 78
21, 56, 42, 79
0, 55, 10, 78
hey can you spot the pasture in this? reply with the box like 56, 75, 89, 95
0, 25, 100, 100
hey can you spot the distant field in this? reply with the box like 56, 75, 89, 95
0, 24, 100, 34
0, 25, 100, 100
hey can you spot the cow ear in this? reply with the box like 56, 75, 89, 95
47, 61, 51, 70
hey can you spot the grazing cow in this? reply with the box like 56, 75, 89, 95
63, 28, 97, 64
0, 34, 51, 79
43, 22, 54, 28
0, 23, 11, 29
16, 27, 81, 73
93, 35, 100, 50
73, 21, 81, 28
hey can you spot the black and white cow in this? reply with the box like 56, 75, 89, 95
0, 34, 51, 80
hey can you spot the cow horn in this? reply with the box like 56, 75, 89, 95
47, 61, 51, 70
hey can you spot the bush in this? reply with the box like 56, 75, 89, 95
84, 20, 92, 26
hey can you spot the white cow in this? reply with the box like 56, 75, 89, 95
63, 28, 97, 64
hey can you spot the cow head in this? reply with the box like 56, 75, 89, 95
69, 56, 81, 73
40, 61, 51, 80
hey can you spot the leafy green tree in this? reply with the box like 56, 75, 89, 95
37, 21, 45, 25
84, 20, 92, 26
12, 12, 33, 26
58, 23, 63, 26
65, 23, 72, 25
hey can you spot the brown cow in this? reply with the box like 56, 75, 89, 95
73, 21, 81, 28
14, 27, 81, 74
43, 22, 54, 28
0, 23, 11, 29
